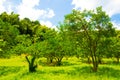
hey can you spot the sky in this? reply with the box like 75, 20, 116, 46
0, 0, 120, 29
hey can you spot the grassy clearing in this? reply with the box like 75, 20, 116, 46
0, 56, 120, 80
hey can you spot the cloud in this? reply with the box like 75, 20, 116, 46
0, 0, 15, 14
17, 0, 55, 20
0, 0, 6, 13
40, 20, 56, 29
72, 0, 120, 17
0, 0, 55, 21
112, 21, 120, 29
21, 0, 39, 7
7, 4, 12, 13
42, 9, 55, 18
72, 0, 120, 29
0, 0, 55, 28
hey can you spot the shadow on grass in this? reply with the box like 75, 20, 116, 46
1, 65, 120, 79
36, 63, 120, 78
62, 61, 78, 66
65, 66, 92, 76
50, 70, 65, 75
0, 66, 22, 76
39, 60, 79, 67
97, 67, 120, 78
72, 66, 120, 78
106, 61, 120, 65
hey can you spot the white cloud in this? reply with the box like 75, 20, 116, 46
40, 20, 56, 29
43, 9, 55, 18
0, 0, 55, 28
112, 21, 120, 29
17, 0, 55, 20
17, 4, 45, 20
72, 0, 120, 17
21, 0, 39, 7
7, 5, 12, 13
0, 0, 6, 13
72, 0, 120, 29
72, 0, 98, 10
0, 0, 15, 14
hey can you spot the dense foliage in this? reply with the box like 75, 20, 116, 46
0, 7, 119, 72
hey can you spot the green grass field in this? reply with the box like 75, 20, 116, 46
0, 56, 120, 80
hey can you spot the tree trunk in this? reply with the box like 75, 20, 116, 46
116, 57, 119, 63
87, 56, 91, 64
57, 60, 61, 66
47, 57, 53, 63
92, 62, 98, 72
91, 55, 98, 72
50, 58, 53, 63
92, 44, 99, 72
66, 56, 69, 60
98, 57, 102, 64
56, 57, 63, 66
25, 56, 37, 72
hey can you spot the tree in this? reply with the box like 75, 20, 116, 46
109, 30, 120, 63
0, 12, 20, 26
12, 24, 51, 72
0, 19, 19, 58
40, 28, 65, 65
18, 18, 40, 36
40, 26, 73, 66
12, 34, 42, 72
58, 24, 77, 59
63, 7, 115, 72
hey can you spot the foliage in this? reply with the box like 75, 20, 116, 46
109, 30, 120, 63
62, 7, 115, 72
0, 7, 119, 73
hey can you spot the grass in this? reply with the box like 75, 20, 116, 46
0, 56, 120, 80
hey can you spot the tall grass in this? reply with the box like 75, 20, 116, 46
0, 56, 120, 80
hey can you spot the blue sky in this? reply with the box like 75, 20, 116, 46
0, 0, 120, 29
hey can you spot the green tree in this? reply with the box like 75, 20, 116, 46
0, 19, 19, 57
0, 12, 20, 25
18, 18, 40, 36
12, 34, 41, 72
63, 7, 115, 72
58, 24, 76, 59
109, 31, 120, 63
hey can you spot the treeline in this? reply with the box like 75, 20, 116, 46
0, 7, 120, 72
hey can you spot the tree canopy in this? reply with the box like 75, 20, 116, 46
0, 7, 119, 72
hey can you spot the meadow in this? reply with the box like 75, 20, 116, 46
0, 6, 120, 80
0, 56, 120, 80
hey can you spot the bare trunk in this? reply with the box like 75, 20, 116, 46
116, 57, 119, 63
47, 57, 53, 63
50, 58, 53, 63
98, 57, 102, 64
87, 56, 91, 64
92, 43, 98, 72
92, 61, 98, 72
91, 54, 98, 72
56, 57, 63, 66
25, 56, 37, 72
